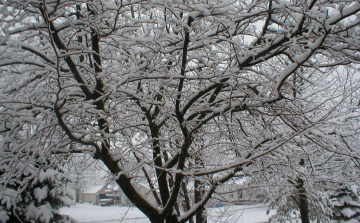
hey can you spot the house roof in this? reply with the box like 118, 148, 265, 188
83, 185, 105, 194
66, 182, 79, 190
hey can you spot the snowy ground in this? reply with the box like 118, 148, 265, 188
60, 203, 277, 223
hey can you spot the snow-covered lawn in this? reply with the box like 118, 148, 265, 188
60, 204, 148, 223
60, 203, 276, 223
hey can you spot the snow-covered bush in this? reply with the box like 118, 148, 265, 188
0, 164, 73, 223
330, 185, 360, 223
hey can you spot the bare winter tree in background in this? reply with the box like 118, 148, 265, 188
248, 68, 360, 223
1, 0, 360, 222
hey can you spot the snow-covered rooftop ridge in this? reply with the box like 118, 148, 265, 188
83, 185, 105, 194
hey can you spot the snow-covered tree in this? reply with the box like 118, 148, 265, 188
266, 181, 334, 223
0, 158, 73, 223
241, 68, 360, 223
1, 0, 360, 222
331, 185, 360, 223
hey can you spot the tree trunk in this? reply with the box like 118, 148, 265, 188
297, 177, 310, 223
297, 159, 310, 223
195, 178, 207, 223
194, 154, 207, 223
181, 181, 194, 223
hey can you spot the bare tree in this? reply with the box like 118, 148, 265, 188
250, 69, 360, 222
1, 0, 360, 222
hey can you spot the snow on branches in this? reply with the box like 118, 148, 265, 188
0, 0, 360, 222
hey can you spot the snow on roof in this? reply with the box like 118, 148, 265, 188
138, 183, 150, 189
83, 185, 105, 194
67, 182, 79, 190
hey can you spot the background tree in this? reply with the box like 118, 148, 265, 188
1, 0, 360, 222
225, 67, 360, 223
63, 152, 106, 202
